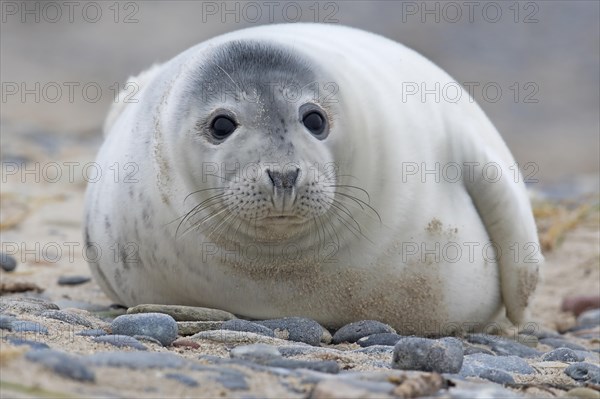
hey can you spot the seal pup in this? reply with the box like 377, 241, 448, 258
84, 23, 542, 334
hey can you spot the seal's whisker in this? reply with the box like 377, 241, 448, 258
184, 187, 227, 202
325, 191, 382, 224
330, 209, 375, 245
329, 200, 362, 234
318, 213, 340, 250
176, 204, 229, 239
174, 193, 232, 234
325, 184, 371, 203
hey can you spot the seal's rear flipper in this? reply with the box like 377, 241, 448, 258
461, 136, 543, 328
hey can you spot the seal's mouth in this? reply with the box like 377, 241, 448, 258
261, 214, 305, 225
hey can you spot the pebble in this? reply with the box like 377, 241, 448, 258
577, 308, 600, 327
539, 337, 587, 351
459, 353, 536, 378
332, 320, 395, 344
310, 379, 395, 399
222, 319, 275, 337
392, 337, 463, 373
562, 295, 600, 316
214, 369, 249, 390
111, 313, 178, 346
10, 320, 49, 334
462, 342, 495, 356
466, 334, 541, 358
40, 310, 94, 328
177, 321, 224, 335
266, 358, 340, 374
190, 330, 292, 345
26, 349, 95, 382
172, 338, 201, 349
541, 347, 585, 362
0, 297, 59, 314
0, 252, 18, 272
565, 387, 600, 399
357, 333, 403, 347
256, 317, 323, 346
76, 329, 108, 337
57, 275, 91, 285
93, 335, 148, 350
321, 327, 333, 344
472, 368, 515, 385
278, 345, 342, 357
127, 304, 235, 321
0, 314, 16, 329
448, 383, 522, 399
353, 345, 395, 355
230, 344, 282, 364
6, 336, 50, 350
86, 351, 187, 369
564, 362, 600, 384
165, 373, 199, 387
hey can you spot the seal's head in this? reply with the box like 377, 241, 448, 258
166, 40, 344, 242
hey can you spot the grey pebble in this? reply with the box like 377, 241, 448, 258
133, 335, 163, 346
278, 345, 341, 357
352, 345, 395, 355
577, 308, 600, 327
86, 351, 187, 369
539, 338, 587, 351
466, 334, 541, 358
460, 353, 535, 377
332, 320, 395, 344
11, 320, 49, 334
93, 335, 148, 350
541, 347, 585, 362
40, 310, 94, 328
564, 362, 600, 384
76, 329, 107, 337
0, 314, 16, 330
222, 319, 275, 338
357, 333, 402, 347
177, 321, 224, 335
256, 317, 323, 346
26, 349, 95, 382
474, 368, 515, 385
111, 313, 178, 346
127, 304, 235, 321
165, 373, 199, 387
0, 252, 18, 272
57, 275, 91, 285
462, 342, 495, 356
230, 343, 282, 363
392, 337, 463, 373
6, 336, 50, 350
266, 358, 340, 374
214, 369, 249, 390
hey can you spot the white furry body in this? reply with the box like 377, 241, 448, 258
85, 24, 541, 334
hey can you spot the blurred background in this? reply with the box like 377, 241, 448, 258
1, 0, 599, 195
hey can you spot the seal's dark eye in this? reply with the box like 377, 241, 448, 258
210, 116, 236, 139
303, 112, 324, 133
300, 104, 329, 139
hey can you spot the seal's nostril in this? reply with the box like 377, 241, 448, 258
266, 169, 299, 190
